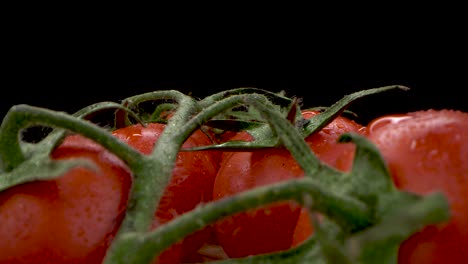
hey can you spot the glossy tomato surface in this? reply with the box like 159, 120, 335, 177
111, 123, 220, 263
0, 135, 132, 264
212, 111, 364, 258
366, 109, 468, 264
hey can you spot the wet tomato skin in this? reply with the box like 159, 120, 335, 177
0, 120, 221, 264
0, 135, 133, 264
365, 109, 468, 264
111, 123, 220, 263
213, 111, 365, 258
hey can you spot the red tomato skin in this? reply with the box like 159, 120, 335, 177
366, 109, 468, 264
111, 123, 220, 262
0, 135, 133, 264
292, 208, 314, 247
213, 111, 364, 258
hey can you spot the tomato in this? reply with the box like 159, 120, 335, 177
212, 110, 365, 258
0, 135, 133, 264
365, 109, 468, 264
111, 123, 220, 263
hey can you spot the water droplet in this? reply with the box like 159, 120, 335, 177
410, 140, 417, 150
428, 149, 438, 157
232, 226, 242, 236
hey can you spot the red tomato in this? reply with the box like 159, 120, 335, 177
0, 135, 133, 264
212, 111, 364, 258
365, 109, 468, 264
111, 123, 220, 263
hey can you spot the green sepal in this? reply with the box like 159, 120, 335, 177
302, 85, 408, 137
199, 87, 293, 110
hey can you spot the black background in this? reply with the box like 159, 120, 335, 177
4, 7, 467, 127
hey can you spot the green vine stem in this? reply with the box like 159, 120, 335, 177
0, 104, 143, 173
123, 89, 444, 263
103, 90, 389, 263
103, 177, 371, 264
103, 91, 202, 262
0, 102, 143, 191
115, 90, 200, 128
0, 86, 451, 264
198, 87, 292, 110
345, 192, 450, 263
33, 102, 144, 154
103, 92, 266, 263
245, 94, 325, 176
214, 237, 320, 264
302, 85, 409, 137
179, 94, 255, 144
149, 102, 177, 122
119, 91, 198, 233
0, 91, 201, 263
102, 92, 326, 263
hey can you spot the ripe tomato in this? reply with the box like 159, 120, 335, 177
111, 123, 220, 263
212, 110, 365, 258
365, 109, 468, 264
0, 135, 133, 264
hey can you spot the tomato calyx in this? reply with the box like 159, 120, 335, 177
184, 85, 409, 153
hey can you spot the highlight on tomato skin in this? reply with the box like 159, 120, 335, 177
0, 135, 133, 264
365, 109, 468, 264
212, 110, 365, 258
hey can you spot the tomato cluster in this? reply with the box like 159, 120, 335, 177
210, 108, 468, 263
0, 87, 466, 263
212, 110, 365, 257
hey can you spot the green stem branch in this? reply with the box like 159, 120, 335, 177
245, 94, 340, 184
303, 85, 409, 136
103, 177, 370, 264
198, 87, 292, 109
213, 236, 319, 264
0, 105, 143, 172
119, 91, 198, 234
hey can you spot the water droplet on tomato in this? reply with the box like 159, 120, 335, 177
428, 149, 438, 157
410, 140, 417, 150
232, 227, 242, 236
